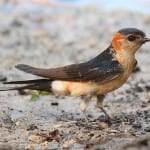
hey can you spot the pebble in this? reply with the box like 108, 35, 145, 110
0, 75, 7, 82
29, 135, 43, 143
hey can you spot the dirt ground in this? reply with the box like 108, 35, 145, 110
0, 1, 150, 150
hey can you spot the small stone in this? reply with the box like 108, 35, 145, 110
29, 135, 43, 143
25, 145, 34, 150
62, 138, 77, 148
109, 129, 118, 133
144, 126, 150, 132
132, 122, 142, 129
15, 121, 21, 126
27, 124, 38, 131
0, 75, 7, 82
51, 102, 59, 106
98, 122, 109, 129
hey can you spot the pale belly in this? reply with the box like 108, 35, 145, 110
51, 70, 131, 97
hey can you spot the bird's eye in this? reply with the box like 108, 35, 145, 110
127, 35, 136, 41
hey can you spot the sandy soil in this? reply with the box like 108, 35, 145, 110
0, 1, 150, 150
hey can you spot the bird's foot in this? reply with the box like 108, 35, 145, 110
95, 107, 112, 124
82, 111, 90, 126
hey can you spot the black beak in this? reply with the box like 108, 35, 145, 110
142, 38, 150, 44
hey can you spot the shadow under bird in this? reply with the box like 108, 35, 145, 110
0, 28, 150, 121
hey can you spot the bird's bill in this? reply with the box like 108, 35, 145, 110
142, 37, 150, 43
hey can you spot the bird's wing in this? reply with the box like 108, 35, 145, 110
15, 49, 124, 83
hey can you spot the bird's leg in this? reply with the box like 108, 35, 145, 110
96, 95, 111, 120
80, 95, 91, 124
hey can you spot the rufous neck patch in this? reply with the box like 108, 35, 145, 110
112, 32, 126, 51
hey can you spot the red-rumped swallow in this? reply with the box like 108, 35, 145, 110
0, 28, 150, 121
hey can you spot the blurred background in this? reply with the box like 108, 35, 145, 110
0, 1, 149, 75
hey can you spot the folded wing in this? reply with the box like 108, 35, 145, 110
15, 48, 124, 83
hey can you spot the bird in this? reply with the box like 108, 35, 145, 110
0, 28, 150, 122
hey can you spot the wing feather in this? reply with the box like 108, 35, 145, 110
15, 48, 124, 83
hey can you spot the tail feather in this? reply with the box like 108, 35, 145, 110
3, 79, 50, 84
0, 84, 41, 91
0, 79, 52, 91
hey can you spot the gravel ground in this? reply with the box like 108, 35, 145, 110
0, 1, 150, 150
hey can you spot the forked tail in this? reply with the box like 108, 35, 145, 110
0, 79, 52, 91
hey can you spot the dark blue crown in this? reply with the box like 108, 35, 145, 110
118, 28, 145, 37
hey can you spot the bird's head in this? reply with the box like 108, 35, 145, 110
111, 28, 150, 54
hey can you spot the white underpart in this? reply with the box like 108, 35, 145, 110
51, 81, 66, 94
